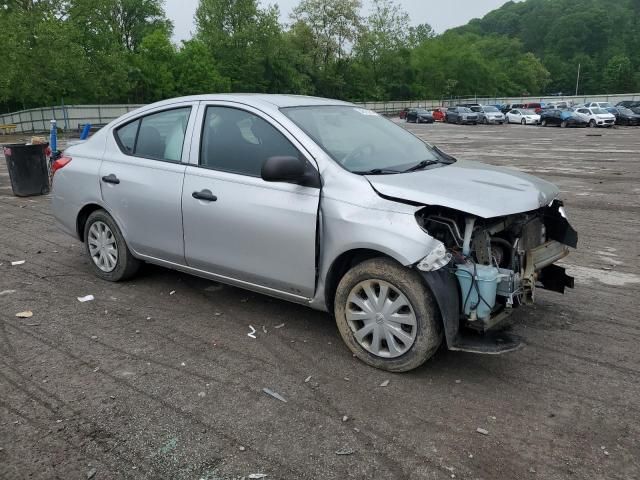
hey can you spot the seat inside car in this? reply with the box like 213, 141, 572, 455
137, 125, 165, 159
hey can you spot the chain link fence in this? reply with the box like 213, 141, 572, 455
2, 93, 639, 133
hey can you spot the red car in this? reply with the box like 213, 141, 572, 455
399, 108, 409, 120
432, 107, 447, 122
524, 102, 543, 114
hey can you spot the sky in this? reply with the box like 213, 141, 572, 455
164, 0, 514, 43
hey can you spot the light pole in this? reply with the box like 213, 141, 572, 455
575, 63, 581, 96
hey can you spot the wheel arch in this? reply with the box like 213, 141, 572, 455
76, 203, 105, 241
324, 248, 400, 313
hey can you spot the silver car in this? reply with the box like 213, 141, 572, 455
51, 94, 577, 372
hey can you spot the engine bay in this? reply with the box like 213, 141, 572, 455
416, 200, 577, 329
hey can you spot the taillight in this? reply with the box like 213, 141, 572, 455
51, 156, 72, 176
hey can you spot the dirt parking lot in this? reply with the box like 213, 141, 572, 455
1, 122, 639, 480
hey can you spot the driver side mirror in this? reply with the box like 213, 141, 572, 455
261, 156, 320, 188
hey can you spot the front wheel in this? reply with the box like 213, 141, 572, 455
560, 120, 567, 128
521, 119, 526, 125
541, 119, 547, 127
589, 119, 596, 128
334, 258, 443, 372
84, 209, 140, 281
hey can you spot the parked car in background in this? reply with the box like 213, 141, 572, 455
50, 94, 577, 372
506, 109, 540, 125
615, 101, 640, 114
432, 107, 447, 122
583, 102, 613, 109
523, 102, 543, 114
607, 107, 640, 126
544, 101, 572, 110
501, 103, 524, 114
540, 109, 588, 128
446, 106, 478, 125
406, 108, 435, 124
572, 107, 616, 128
476, 105, 506, 124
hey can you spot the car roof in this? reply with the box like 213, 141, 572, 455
141, 94, 353, 110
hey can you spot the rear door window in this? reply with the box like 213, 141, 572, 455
115, 120, 139, 154
115, 107, 191, 162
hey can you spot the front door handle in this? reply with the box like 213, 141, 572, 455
101, 174, 120, 184
192, 189, 217, 202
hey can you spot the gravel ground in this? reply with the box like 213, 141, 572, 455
1, 122, 639, 480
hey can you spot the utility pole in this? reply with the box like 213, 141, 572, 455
575, 63, 581, 96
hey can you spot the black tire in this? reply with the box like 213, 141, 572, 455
560, 120, 567, 128
483, 117, 488, 125
334, 257, 443, 372
589, 119, 596, 128
521, 118, 526, 125
84, 209, 140, 282
456, 117, 461, 125
541, 119, 547, 127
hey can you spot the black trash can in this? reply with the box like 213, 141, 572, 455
3, 143, 50, 197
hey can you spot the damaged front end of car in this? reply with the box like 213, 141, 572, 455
414, 200, 577, 354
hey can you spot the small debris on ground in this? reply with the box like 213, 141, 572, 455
343, 377, 350, 381
274, 323, 285, 329
342, 415, 349, 422
90, 335, 98, 340
455, 379, 462, 384
15, 311, 33, 318
262, 325, 267, 333
247, 325, 257, 339
239, 446, 246, 451
181, 362, 186, 367
169, 290, 175, 295
11, 260, 25, 266
214, 312, 222, 316
198, 391, 206, 397
87, 468, 97, 479
379, 379, 390, 387
304, 375, 312, 383
0, 290, 16, 296
248, 474, 267, 479
262, 388, 287, 403
476, 428, 489, 435
77, 295, 95, 302
335, 448, 355, 456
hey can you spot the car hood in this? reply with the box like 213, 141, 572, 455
366, 159, 559, 218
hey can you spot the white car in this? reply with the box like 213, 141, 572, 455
573, 107, 616, 127
583, 102, 613, 109
506, 109, 540, 125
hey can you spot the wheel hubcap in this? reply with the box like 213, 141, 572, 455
346, 280, 417, 358
88, 221, 118, 273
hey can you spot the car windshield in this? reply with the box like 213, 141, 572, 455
281, 105, 442, 174
459, 107, 472, 113
416, 109, 429, 114
483, 106, 499, 112
619, 108, 634, 115
521, 109, 536, 115
592, 108, 608, 114
469, 106, 482, 112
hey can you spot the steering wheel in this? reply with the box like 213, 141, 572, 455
341, 143, 375, 168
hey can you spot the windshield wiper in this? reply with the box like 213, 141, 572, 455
352, 168, 402, 175
401, 159, 440, 173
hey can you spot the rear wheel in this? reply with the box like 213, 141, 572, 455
521, 118, 526, 125
84, 210, 140, 282
541, 119, 547, 127
560, 120, 567, 128
456, 117, 461, 125
334, 257, 443, 372
589, 119, 596, 128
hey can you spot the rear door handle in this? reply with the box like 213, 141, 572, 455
101, 174, 120, 184
192, 189, 217, 202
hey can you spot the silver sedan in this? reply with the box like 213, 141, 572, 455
51, 94, 577, 372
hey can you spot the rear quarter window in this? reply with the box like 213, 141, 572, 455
115, 120, 139, 154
